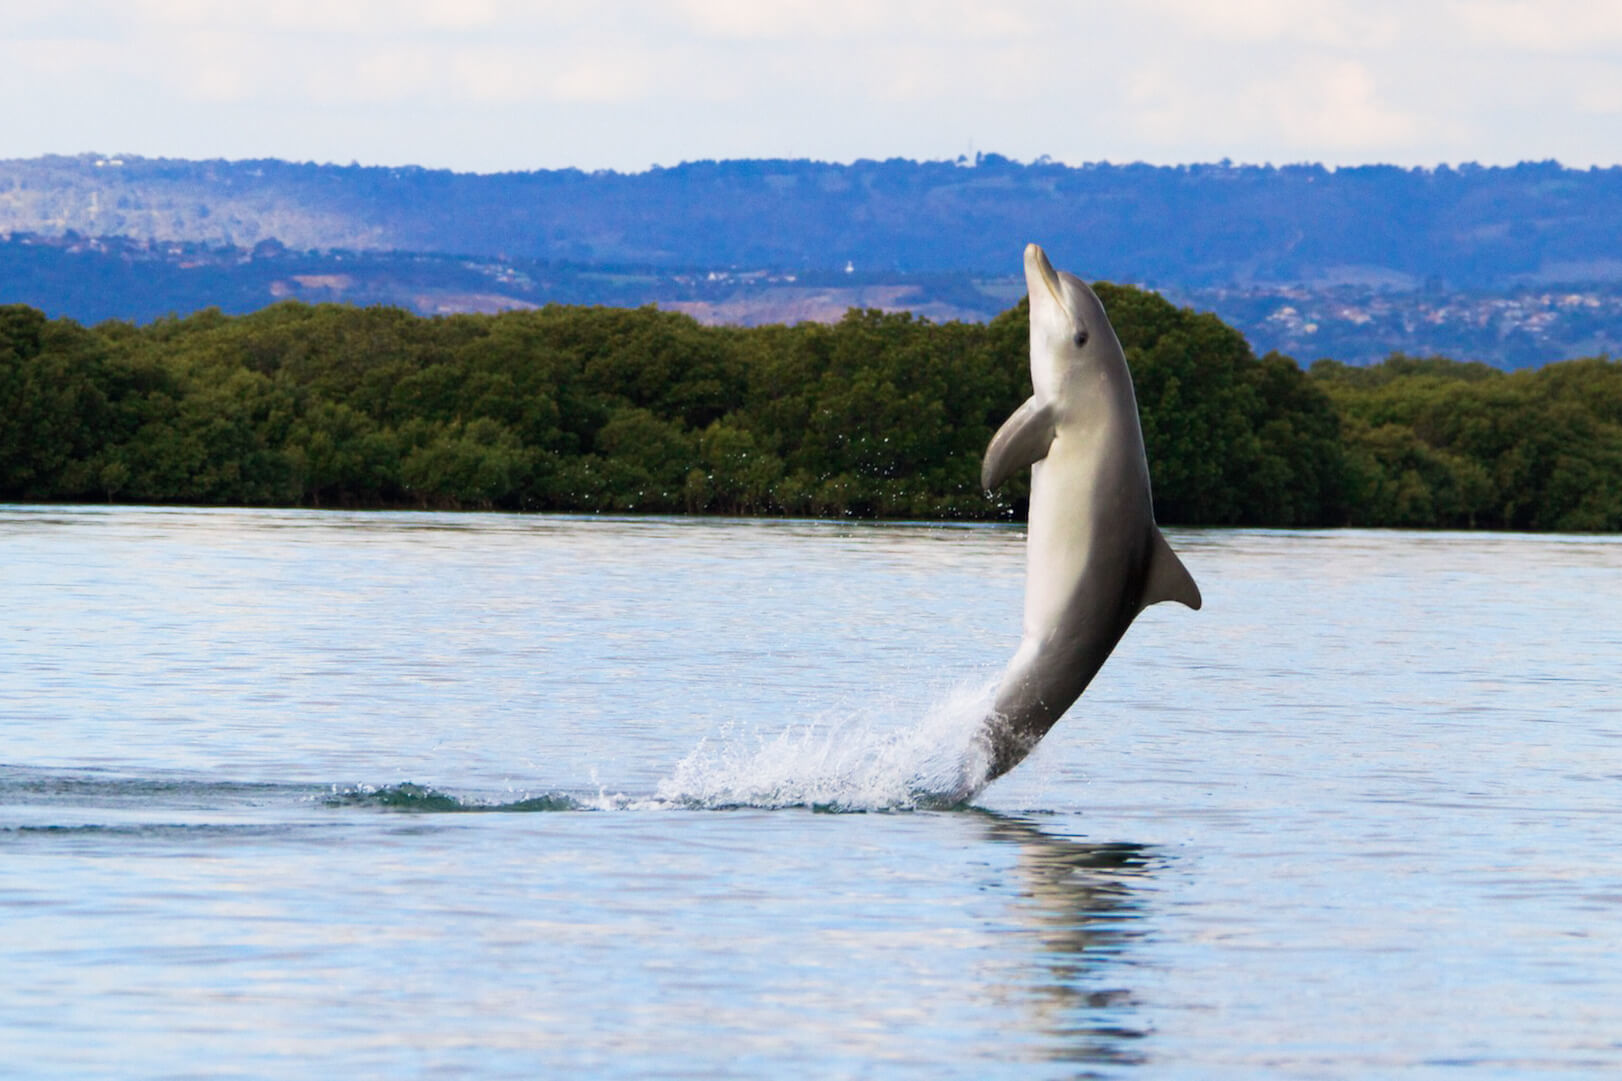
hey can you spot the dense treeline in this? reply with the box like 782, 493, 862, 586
3, 291, 1619, 529
1312, 355, 1622, 530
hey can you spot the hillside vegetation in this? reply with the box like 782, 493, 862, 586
6, 154, 1622, 288
3, 290, 1619, 530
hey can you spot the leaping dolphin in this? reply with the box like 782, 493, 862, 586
974, 243, 1202, 785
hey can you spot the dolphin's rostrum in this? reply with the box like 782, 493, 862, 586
975, 243, 1201, 785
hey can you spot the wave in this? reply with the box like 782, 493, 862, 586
322, 782, 588, 813
1, 680, 999, 823
0, 768, 300, 807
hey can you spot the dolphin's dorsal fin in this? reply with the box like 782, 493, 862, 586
1142, 526, 1202, 610
982, 397, 1056, 491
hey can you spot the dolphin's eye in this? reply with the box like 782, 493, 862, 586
1073, 328, 1089, 348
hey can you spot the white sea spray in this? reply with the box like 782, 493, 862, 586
650, 679, 998, 811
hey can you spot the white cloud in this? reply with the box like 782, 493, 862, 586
1574, 62, 1622, 115
3, 0, 1619, 170
1266, 59, 1420, 148
170, 30, 263, 102
447, 48, 543, 103
1125, 51, 1421, 157
408, 0, 506, 31
538, 46, 663, 104
674, 0, 883, 39
2, 34, 124, 76
126, 0, 577, 34
1141, 0, 1404, 47
305, 45, 443, 104
672, 0, 1035, 41
1448, 0, 1622, 52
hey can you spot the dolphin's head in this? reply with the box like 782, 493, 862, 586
1023, 243, 1115, 396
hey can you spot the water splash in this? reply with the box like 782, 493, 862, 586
652, 679, 998, 812
44, 681, 1006, 819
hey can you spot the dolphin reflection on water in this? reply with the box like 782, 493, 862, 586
972, 244, 1202, 789
978, 813, 1157, 1066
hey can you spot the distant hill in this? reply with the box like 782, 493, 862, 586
0, 233, 1005, 324
4, 232, 1618, 370
4, 153, 1622, 367
7, 153, 1622, 288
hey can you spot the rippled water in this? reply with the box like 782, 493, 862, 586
3, 506, 1620, 1079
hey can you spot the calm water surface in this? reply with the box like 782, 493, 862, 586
2, 506, 1619, 1079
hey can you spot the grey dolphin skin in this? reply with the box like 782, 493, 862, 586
975, 243, 1202, 784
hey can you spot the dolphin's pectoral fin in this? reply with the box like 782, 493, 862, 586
1141, 526, 1202, 610
981, 397, 1056, 491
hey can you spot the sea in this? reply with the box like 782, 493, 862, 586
3, 505, 1619, 1079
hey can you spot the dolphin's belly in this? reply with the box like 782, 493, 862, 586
992, 437, 1151, 755
1021, 433, 1148, 642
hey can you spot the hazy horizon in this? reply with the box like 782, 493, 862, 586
10, 149, 1614, 178
7, 2, 1618, 174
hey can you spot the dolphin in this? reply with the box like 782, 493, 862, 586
974, 243, 1202, 785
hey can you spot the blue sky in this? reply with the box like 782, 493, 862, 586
5, 0, 1619, 173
